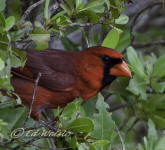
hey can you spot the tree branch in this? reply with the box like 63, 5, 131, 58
109, 104, 129, 112
132, 39, 165, 48
130, 2, 162, 44
23, 72, 42, 126
21, 0, 45, 21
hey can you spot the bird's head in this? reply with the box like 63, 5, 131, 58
82, 46, 132, 88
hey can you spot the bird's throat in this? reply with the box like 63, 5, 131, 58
101, 64, 117, 89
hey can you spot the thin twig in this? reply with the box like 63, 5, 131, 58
39, 120, 58, 132
132, 39, 165, 48
126, 118, 139, 134
65, 22, 122, 32
23, 72, 42, 126
119, 117, 131, 131
116, 126, 126, 150
30, 143, 55, 150
109, 104, 129, 112
29, 72, 42, 118
21, 0, 45, 21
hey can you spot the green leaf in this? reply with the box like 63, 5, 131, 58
152, 54, 165, 79
30, 34, 50, 50
0, 0, 6, 11
76, 0, 83, 9
10, 55, 21, 67
5, 16, 15, 31
152, 115, 165, 129
55, 16, 72, 26
12, 48, 26, 67
0, 107, 27, 131
8, 0, 22, 20
83, 99, 96, 118
105, 0, 110, 10
78, 143, 89, 150
116, 30, 130, 52
44, 0, 50, 21
146, 94, 165, 111
127, 75, 147, 100
155, 136, 165, 150
92, 140, 110, 146
80, 0, 105, 13
109, 77, 130, 95
68, 136, 78, 149
115, 14, 129, 25
151, 81, 165, 93
148, 119, 157, 143
0, 12, 6, 27
62, 102, 77, 118
91, 93, 116, 141
61, 37, 79, 51
0, 58, 5, 71
102, 29, 120, 49
127, 46, 147, 78
90, 145, 96, 150
60, 3, 72, 16
67, 117, 94, 133
51, 10, 66, 22
145, 54, 157, 76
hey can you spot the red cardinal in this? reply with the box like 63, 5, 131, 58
11, 46, 131, 120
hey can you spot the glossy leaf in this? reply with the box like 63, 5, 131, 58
5, 16, 15, 31
30, 34, 50, 50
76, 0, 83, 9
127, 46, 147, 78
62, 101, 77, 118
127, 75, 147, 100
0, 0, 6, 11
102, 29, 120, 49
10, 55, 21, 67
91, 93, 116, 140
115, 14, 129, 25
0, 58, 5, 71
44, 0, 50, 21
0, 12, 6, 27
80, 0, 105, 13
155, 136, 165, 150
92, 140, 110, 146
116, 30, 130, 52
152, 54, 165, 79
151, 81, 165, 93
105, 0, 110, 10
67, 117, 94, 133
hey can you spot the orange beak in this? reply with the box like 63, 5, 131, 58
109, 61, 132, 78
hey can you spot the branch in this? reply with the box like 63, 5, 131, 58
108, 104, 129, 112
29, 72, 42, 118
30, 143, 55, 150
130, 2, 162, 44
23, 72, 42, 126
21, 0, 45, 21
132, 39, 165, 48
126, 118, 139, 134
115, 126, 126, 150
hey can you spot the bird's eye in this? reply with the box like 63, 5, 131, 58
101, 55, 110, 62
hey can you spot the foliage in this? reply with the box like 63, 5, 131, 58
0, 0, 165, 149
138, 119, 165, 150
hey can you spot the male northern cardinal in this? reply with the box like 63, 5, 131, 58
11, 46, 131, 120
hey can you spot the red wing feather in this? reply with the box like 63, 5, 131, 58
12, 49, 77, 92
